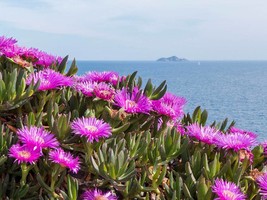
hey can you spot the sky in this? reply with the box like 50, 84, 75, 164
1, 0, 267, 60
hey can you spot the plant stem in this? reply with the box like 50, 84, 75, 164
20, 163, 29, 186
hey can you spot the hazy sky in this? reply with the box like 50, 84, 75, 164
1, 0, 267, 60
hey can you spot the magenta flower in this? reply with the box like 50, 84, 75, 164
85, 71, 119, 86
0, 36, 17, 49
81, 188, 117, 200
19, 47, 61, 67
34, 50, 62, 67
71, 117, 112, 142
152, 92, 186, 120
256, 173, 267, 198
0, 36, 61, 67
9, 144, 41, 164
114, 87, 152, 114
212, 178, 246, 200
74, 81, 97, 97
228, 127, 257, 139
26, 69, 73, 90
73, 75, 87, 83
17, 126, 59, 150
0, 36, 18, 57
260, 141, 267, 156
94, 82, 115, 101
186, 123, 220, 144
174, 121, 186, 135
214, 132, 256, 151
49, 149, 80, 173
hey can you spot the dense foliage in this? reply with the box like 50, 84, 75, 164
0, 36, 267, 200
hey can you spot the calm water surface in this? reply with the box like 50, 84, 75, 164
75, 60, 267, 140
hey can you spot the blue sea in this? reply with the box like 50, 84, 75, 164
75, 60, 267, 141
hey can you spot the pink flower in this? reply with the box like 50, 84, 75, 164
85, 71, 119, 86
0, 36, 61, 67
256, 173, 267, 198
228, 127, 257, 139
74, 81, 97, 97
17, 126, 59, 150
186, 123, 220, 144
9, 144, 41, 164
26, 69, 73, 91
49, 149, 80, 173
214, 132, 256, 151
212, 178, 246, 200
94, 82, 115, 101
174, 121, 186, 135
81, 188, 117, 200
0, 36, 18, 57
114, 87, 152, 114
34, 50, 62, 67
152, 92, 186, 120
71, 117, 112, 142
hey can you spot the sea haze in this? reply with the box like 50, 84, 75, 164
75, 60, 267, 141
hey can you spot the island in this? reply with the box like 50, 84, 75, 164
156, 56, 187, 62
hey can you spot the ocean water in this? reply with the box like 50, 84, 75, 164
75, 60, 267, 140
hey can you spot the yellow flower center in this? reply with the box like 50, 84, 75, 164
99, 90, 111, 97
222, 189, 237, 198
19, 150, 31, 159
37, 137, 45, 144
85, 125, 98, 132
95, 195, 108, 200
126, 100, 136, 108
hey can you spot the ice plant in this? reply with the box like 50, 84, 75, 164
0, 36, 18, 57
81, 188, 117, 200
0, 36, 61, 67
152, 92, 186, 120
71, 117, 112, 142
17, 126, 59, 150
33, 50, 62, 67
94, 82, 115, 101
212, 178, 246, 200
49, 148, 80, 173
74, 81, 97, 97
186, 123, 219, 145
228, 126, 257, 139
114, 87, 151, 114
26, 68, 73, 90
9, 144, 41, 164
214, 132, 256, 151
85, 71, 119, 86
256, 173, 267, 198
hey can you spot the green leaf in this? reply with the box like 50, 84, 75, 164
200, 110, 208, 126
150, 85, 167, 100
144, 79, 153, 96
58, 55, 69, 73
66, 58, 78, 76
220, 118, 228, 131
197, 177, 208, 200
152, 80, 166, 95
128, 71, 138, 91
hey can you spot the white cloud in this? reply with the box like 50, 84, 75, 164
1, 0, 267, 59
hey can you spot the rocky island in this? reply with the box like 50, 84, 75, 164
157, 56, 187, 62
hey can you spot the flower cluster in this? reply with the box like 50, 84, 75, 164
26, 68, 73, 91
3, 35, 267, 199
9, 126, 59, 164
212, 178, 246, 200
0, 36, 62, 67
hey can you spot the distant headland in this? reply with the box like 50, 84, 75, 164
156, 56, 188, 62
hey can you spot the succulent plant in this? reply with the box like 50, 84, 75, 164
0, 35, 266, 199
